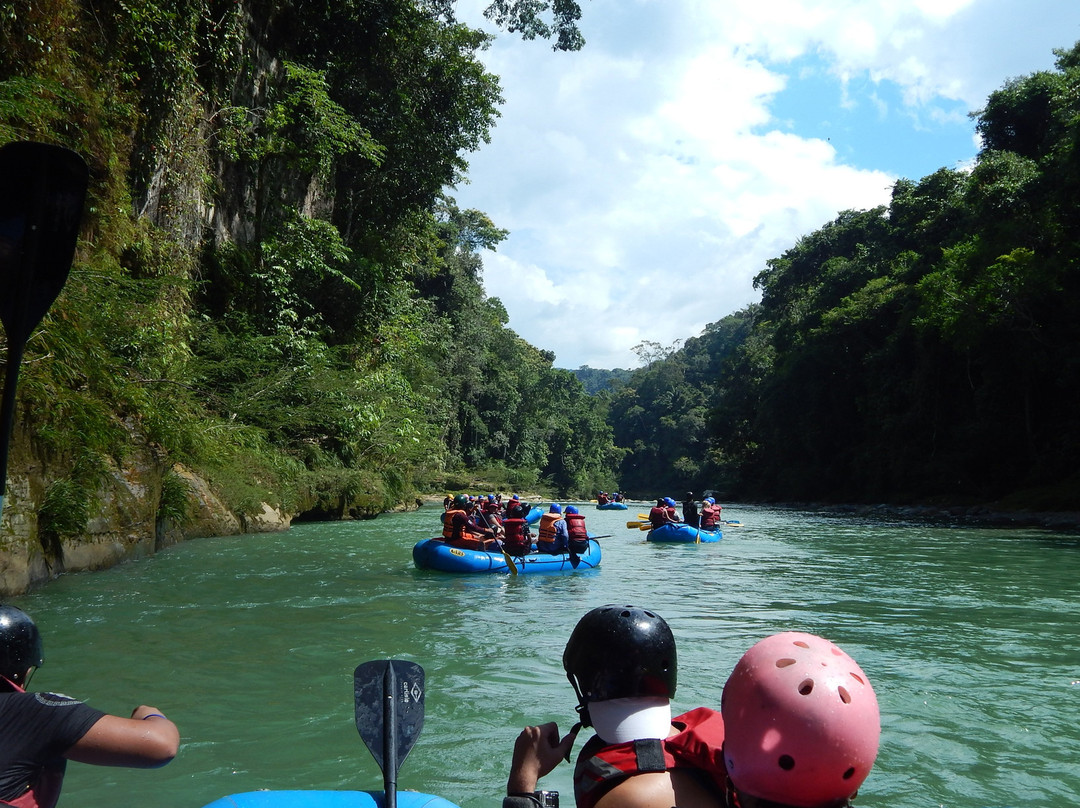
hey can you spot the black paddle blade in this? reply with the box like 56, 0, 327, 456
0, 141, 88, 340
354, 660, 425, 773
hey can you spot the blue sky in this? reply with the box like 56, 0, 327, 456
450, 0, 1080, 370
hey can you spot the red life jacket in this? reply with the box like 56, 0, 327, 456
700, 504, 722, 528
1, 767, 65, 808
573, 708, 727, 808
536, 512, 563, 547
501, 518, 530, 555
648, 506, 670, 528
565, 512, 589, 541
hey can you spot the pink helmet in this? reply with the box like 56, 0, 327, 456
721, 632, 880, 808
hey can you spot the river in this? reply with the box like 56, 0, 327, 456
9, 503, 1080, 808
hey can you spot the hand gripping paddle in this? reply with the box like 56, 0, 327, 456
354, 660, 425, 808
0, 141, 88, 517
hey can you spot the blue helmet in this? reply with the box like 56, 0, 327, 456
565, 505, 579, 514
705, 497, 715, 504
549, 503, 562, 514
664, 497, 676, 507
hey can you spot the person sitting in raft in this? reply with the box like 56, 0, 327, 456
648, 498, 679, 529
503, 606, 881, 808
682, 492, 699, 525
442, 494, 501, 551
700, 497, 723, 529
562, 506, 590, 556
0, 605, 180, 808
536, 504, 569, 555
504, 494, 530, 521
596, 491, 610, 505
502, 495, 534, 555
611, 492, 623, 502
504, 604, 725, 808
482, 494, 502, 522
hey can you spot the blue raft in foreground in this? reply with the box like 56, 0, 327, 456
202, 791, 459, 808
647, 523, 722, 543
412, 538, 601, 573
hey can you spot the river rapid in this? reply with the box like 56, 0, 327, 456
10, 503, 1080, 808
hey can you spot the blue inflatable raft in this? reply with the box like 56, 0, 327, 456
596, 501, 628, 510
202, 792, 458, 808
412, 538, 601, 573
647, 523, 722, 543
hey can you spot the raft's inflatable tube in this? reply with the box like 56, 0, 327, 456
596, 502, 628, 510
412, 538, 601, 573
201, 791, 460, 808
647, 523, 722, 543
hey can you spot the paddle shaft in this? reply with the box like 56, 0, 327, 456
476, 508, 517, 575
381, 664, 399, 808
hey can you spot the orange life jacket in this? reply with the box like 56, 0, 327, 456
537, 512, 563, 547
441, 510, 495, 551
441, 509, 465, 540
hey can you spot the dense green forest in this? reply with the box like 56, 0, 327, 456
0, 0, 620, 527
3, 0, 1079, 526
611, 43, 1080, 509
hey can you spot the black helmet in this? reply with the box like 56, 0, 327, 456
0, 605, 43, 686
563, 605, 676, 725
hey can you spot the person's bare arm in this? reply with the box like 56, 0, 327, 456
66, 706, 179, 768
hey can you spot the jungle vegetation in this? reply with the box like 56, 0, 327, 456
612, 43, 1080, 510
2, 0, 1078, 525
0, 0, 619, 525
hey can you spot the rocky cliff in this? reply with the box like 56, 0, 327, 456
0, 425, 289, 596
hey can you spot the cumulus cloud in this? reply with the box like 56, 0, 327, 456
451, 0, 1079, 368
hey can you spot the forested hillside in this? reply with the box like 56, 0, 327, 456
4, 0, 1079, 546
0, 0, 620, 538
613, 43, 1080, 509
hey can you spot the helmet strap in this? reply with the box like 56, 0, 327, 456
1, 674, 26, 693
562, 721, 582, 763
565, 673, 593, 729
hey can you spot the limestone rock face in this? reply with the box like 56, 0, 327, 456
0, 437, 290, 596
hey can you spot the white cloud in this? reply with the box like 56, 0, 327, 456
450, 0, 1079, 368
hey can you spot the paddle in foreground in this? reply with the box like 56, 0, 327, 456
355, 660, 426, 808
0, 141, 88, 517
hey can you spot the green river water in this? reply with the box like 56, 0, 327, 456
8, 503, 1080, 808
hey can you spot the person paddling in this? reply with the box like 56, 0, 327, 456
700, 497, 723, 529
442, 494, 500, 551
647, 498, 680, 529
0, 605, 179, 808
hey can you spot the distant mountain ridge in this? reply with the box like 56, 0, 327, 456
568, 366, 634, 394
